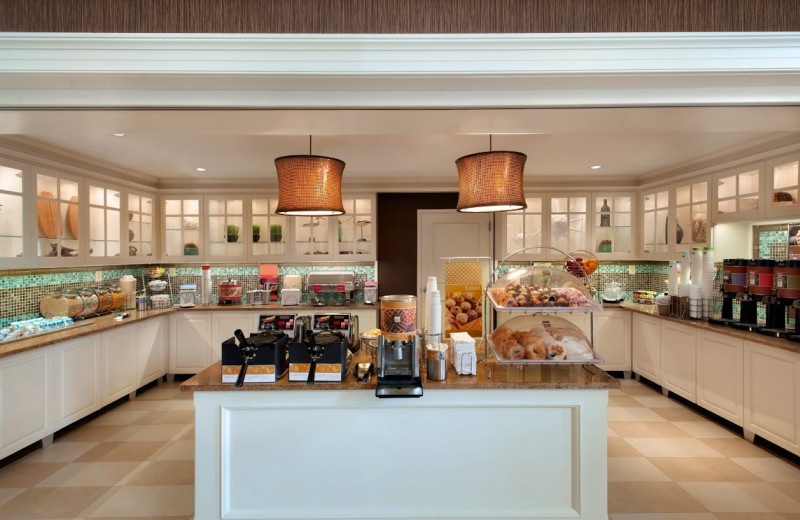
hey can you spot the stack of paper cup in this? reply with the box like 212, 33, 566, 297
668, 261, 678, 296
426, 290, 441, 342
702, 247, 716, 318
689, 284, 703, 319
424, 276, 440, 344
679, 251, 691, 296
691, 247, 703, 287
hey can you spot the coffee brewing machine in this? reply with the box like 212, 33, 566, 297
375, 295, 422, 398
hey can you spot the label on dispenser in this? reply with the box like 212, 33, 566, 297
748, 272, 774, 287
221, 364, 276, 383
289, 363, 342, 382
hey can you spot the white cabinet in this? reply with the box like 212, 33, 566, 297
101, 326, 137, 405
251, 196, 288, 259
640, 188, 670, 258
53, 335, 102, 429
549, 194, 588, 255
632, 313, 661, 383
712, 162, 765, 222
743, 340, 800, 454
591, 194, 634, 259
0, 158, 26, 266
206, 196, 247, 261
211, 312, 256, 363
500, 195, 548, 260
163, 196, 203, 261
0, 347, 52, 458
766, 152, 800, 218
351, 309, 378, 334
660, 321, 697, 402
171, 312, 213, 374
696, 329, 743, 426
594, 309, 631, 372
136, 317, 167, 387
673, 178, 710, 251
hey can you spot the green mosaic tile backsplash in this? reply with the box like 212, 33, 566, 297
1, 262, 376, 327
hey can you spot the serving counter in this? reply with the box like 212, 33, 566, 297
183, 357, 618, 520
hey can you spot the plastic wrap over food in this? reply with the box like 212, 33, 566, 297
487, 265, 601, 312
488, 315, 601, 364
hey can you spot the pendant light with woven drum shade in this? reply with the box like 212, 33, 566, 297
275, 136, 346, 216
455, 136, 527, 213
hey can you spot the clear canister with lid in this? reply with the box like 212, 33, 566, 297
39, 289, 84, 319
94, 286, 113, 313
109, 285, 125, 310
77, 287, 100, 317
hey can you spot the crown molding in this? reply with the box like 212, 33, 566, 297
0, 135, 159, 190
638, 131, 800, 188
1, 33, 799, 108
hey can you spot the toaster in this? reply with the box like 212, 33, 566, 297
280, 288, 301, 306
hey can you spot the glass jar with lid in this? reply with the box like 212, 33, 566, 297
94, 286, 114, 314
39, 289, 84, 318
77, 287, 99, 317
108, 285, 125, 310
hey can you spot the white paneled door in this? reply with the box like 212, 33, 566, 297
416, 210, 492, 334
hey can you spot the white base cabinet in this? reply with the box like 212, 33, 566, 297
696, 330, 744, 426
0, 348, 52, 459
660, 321, 697, 402
101, 326, 138, 406
632, 313, 661, 384
210, 312, 256, 364
136, 316, 167, 387
0, 316, 169, 460
170, 312, 212, 374
594, 309, 631, 372
53, 335, 102, 430
744, 340, 800, 454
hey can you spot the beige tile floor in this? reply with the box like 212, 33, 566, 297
0, 378, 798, 519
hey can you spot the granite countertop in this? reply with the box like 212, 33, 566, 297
181, 353, 620, 392
619, 301, 800, 354
0, 308, 176, 359
178, 302, 379, 312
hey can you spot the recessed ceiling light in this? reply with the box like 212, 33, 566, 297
590, 165, 602, 170
112, 133, 126, 137
194, 167, 206, 172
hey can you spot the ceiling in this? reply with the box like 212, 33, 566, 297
2, 106, 800, 190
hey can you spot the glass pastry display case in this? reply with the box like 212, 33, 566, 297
487, 314, 602, 364
487, 264, 601, 312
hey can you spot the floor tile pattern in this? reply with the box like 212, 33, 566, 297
0, 378, 797, 518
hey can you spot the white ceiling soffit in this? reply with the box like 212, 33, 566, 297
0, 33, 799, 108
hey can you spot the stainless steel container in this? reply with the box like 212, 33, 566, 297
425, 343, 449, 381
245, 289, 265, 305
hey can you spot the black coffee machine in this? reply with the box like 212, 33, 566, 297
375, 335, 422, 398
764, 259, 800, 340
709, 259, 747, 327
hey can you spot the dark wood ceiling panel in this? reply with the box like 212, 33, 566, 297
1, 0, 799, 33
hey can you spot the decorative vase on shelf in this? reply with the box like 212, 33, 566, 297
227, 235, 238, 243
253, 234, 260, 243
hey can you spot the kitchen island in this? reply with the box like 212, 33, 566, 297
182, 357, 618, 520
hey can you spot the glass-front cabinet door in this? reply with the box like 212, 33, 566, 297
674, 179, 709, 250
335, 197, 374, 259
502, 195, 546, 260
592, 194, 633, 258
550, 195, 587, 257
127, 192, 154, 260
207, 197, 246, 260
251, 197, 287, 258
766, 152, 800, 218
713, 163, 764, 222
163, 197, 202, 261
0, 161, 25, 263
35, 169, 81, 262
641, 189, 669, 255
294, 216, 330, 257
88, 183, 122, 261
